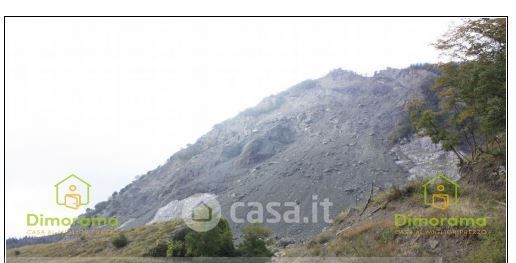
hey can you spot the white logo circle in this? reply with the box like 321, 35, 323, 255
181, 193, 221, 232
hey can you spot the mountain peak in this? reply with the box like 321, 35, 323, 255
80, 65, 455, 240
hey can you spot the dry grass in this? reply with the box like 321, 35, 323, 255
338, 219, 391, 239
373, 178, 424, 207
6, 220, 182, 258
333, 210, 350, 225
282, 174, 506, 262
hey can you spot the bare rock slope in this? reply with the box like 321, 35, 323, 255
87, 65, 459, 240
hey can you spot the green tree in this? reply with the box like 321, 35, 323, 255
166, 240, 185, 257
238, 223, 273, 257
408, 18, 506, 162
406, 98, 465, 164
144, 240, 168, 257
184, 218, 235, 257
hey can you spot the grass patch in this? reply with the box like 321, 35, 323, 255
6, 219, 183, 257
374, 178, 424, 205
334, 210, 350, 225
459, 219, 505, 263
283, 171, 506, 261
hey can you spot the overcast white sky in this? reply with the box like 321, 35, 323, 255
5, 17, 460, 238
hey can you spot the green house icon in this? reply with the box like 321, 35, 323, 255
55, 174, 91, 209
422, 172, 459, 210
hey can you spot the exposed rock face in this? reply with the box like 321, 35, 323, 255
391, 136, 460, 181
85, 65, 459, 240
146, 193, 218, 225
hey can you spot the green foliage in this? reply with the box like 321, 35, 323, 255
111, 233, 128, 249
406, 98, 464, 163
407, 18, 506, 165
238, 223, 273, 257
166, 240, 185, 257
434, 18, 506, 62
462, 218, 505, 263
309, 232, 332, 246
378, 229, 397, 245
144, 240, 168, 257
184, 219, 236, 257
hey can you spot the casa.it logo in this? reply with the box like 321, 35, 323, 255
422, 172, 459, 210
181, 194, 221, 232
55, 174, 91, 209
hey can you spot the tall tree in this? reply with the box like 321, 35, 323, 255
184, 219, 235, 257
408, 18, 506, 162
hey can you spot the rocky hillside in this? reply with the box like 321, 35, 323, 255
81, 65, 458, 241
277, 156, 506, 262
7, 156, 504, 262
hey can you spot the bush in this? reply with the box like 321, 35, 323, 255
166, 240, 185, 257
111, 234, 128, 249
144, 241, 168, 257
238, 223, 273, 257
384, 179, 420, 202
185, 219, 235, 257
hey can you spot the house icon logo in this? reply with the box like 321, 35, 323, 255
181, 193, 221, 232
422, 172, 459, 210
191, 201, 212, 222
55, 174, 91, 209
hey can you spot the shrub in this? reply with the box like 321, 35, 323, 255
315, 233, 332, 244
238, 223, 273, 257
185, 219, 235, 257
166, 240, 185, 257
384, 179, 420, 202
144, 241, 168, 257
111, 234, 128, 249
